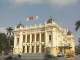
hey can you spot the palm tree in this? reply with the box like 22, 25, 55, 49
75, 20, 80, 46
6, 27, 13, 50
75, 20, 80, 31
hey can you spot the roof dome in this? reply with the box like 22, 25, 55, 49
17, 22, 24, 28
67, 30, 71, 35
47, 16, 55, 23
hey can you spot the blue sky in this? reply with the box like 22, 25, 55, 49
0, 0, 80, 45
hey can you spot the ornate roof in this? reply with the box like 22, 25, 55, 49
47, 16, 55, 23
17, 22, 24, 28
67, 30, 71, 35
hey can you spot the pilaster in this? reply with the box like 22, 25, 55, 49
34, 34, 36, 53
39, 33, 41, 53
25, 46, 27, 53
30, 34, 32, 43
14, 35, 17, 48
39, 45, 41, 53
19, 32, 23, 53
34, 45, 36, 53
44, 31, 47, 47
52, 28, 56, 47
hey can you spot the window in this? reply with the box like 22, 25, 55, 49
23, 46, 25, 53
17, 38, 19, 44
27, 35, 30, 42
49, 35, 51, 42
32, 34, 34, 42
41, 45, 44, 53
27, 46, 30, 53
41, 33, 44, 42
32, 46, 34, 53
23, 35, 25, 43
36, 46, 39, 53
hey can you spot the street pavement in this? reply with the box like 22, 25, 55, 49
0, 55, 80, 60
74, 55, 80, 60
58, 55, 80, 60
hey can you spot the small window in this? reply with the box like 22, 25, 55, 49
17, 38, 19, 44
23, 35, 25, 43
49, 35, 51, 42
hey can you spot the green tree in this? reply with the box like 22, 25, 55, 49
75, 20, 80, 31
6, 27, 13, 49
75, 21, 80, 54
75, 46, 80, 55
10, 36, 14, 49
0, 33, 9, 51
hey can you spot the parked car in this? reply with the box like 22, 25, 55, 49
57, 52, 64, 57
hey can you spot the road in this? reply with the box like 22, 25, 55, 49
57, 55, 79, 60
0, 55, 80, 60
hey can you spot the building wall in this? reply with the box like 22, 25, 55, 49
13, 20, 75, 56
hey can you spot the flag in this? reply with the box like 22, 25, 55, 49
26, 16, 38, 21
35, 16, 38, 20
29, 16, 34, 20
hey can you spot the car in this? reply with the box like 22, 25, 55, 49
57, 52, 64, 57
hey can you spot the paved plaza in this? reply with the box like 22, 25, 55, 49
0, 54, 80, 60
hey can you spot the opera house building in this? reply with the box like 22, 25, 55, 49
13, 17, 75, 56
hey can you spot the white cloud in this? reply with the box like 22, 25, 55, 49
10, 0, 79, 6
49, 0, 78, 5
10, 0, 43, 5
0, 27, 7, 33
1, 0, 79, 7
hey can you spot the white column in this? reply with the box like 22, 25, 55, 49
44, 31, 47, 53
13, 35, 17, 54
56, 31, 59, 47
51, 31, 53, 47
52, 29, 56, 47
34, 33, 36, 53
29, 34, 32, 53
52, 29, 57, 56
25, 34, 27, 53
14, 35, 17, 48
44, 31, 47, 47
25, 46, 27, 53
19, 32, 23, 53
39, 33, 41, 53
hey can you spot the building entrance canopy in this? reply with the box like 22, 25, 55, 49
58, 46, 72, 49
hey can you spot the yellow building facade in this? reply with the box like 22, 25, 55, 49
13, 17, 75, 56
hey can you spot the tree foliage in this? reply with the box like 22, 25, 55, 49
6, 27, 13, 36
6, 27, 13, 49
0, 27, 14, 55
0, 33, 9, 51
75, 20, 80, 31
75, 46, 80, 55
